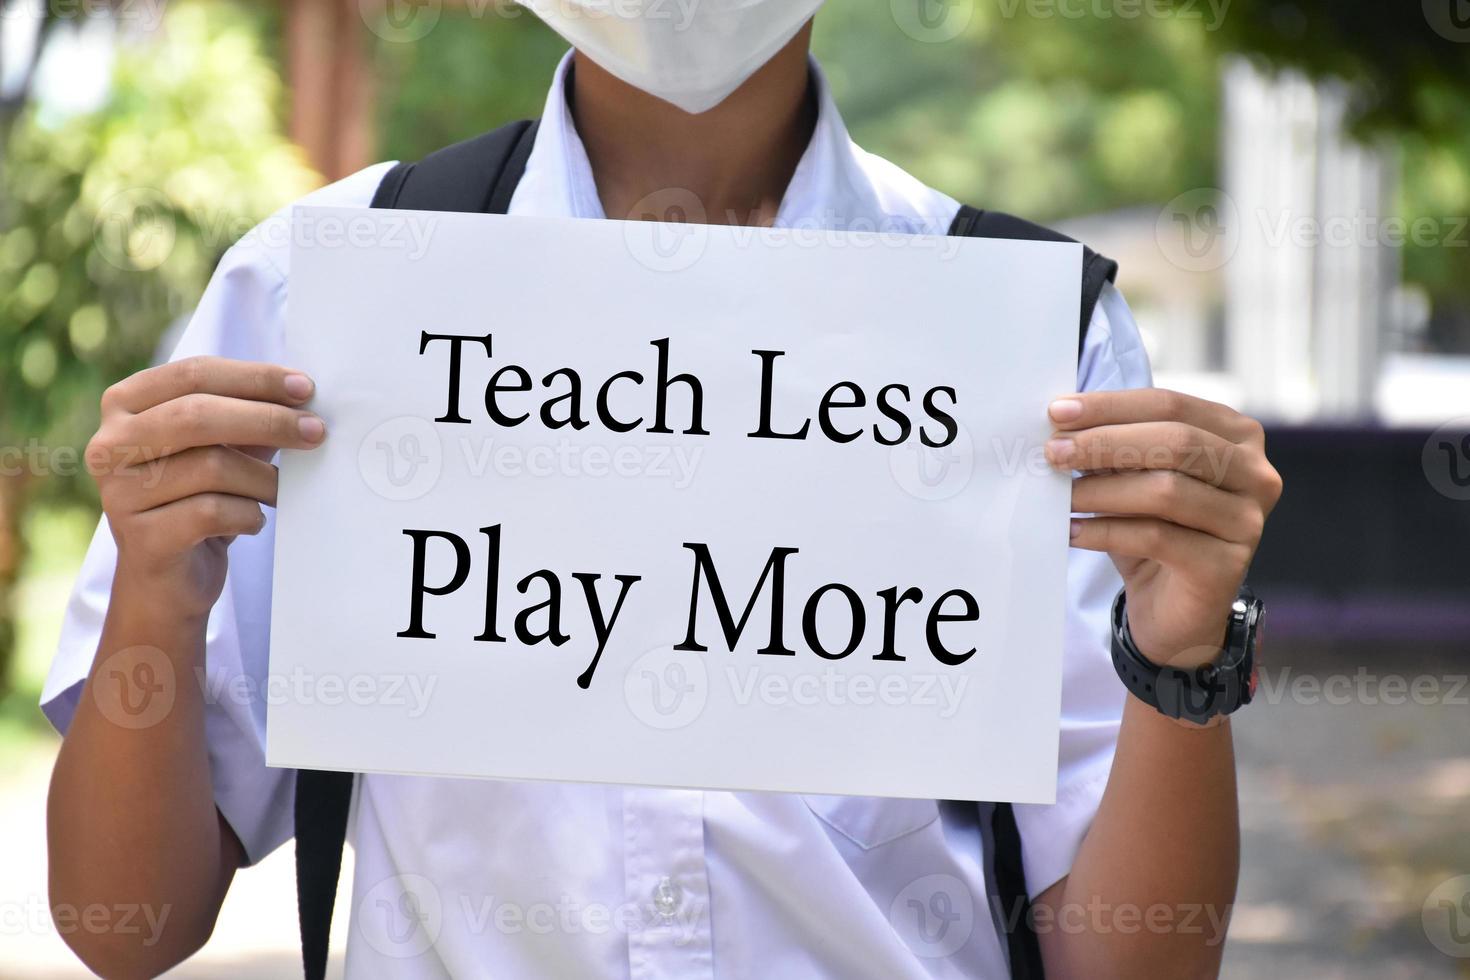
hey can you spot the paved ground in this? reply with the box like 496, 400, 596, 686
3, 648, 1466, 978
1224, 664, 1470, 979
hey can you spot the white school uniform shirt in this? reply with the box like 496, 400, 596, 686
44, 53, 1151, 979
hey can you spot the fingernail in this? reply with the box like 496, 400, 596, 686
298, 415, 326, 443
1046, 438, 1074, 465
1049, 398, 1083, 422
284, 373, 314, 400
1070, 518, 1084, 539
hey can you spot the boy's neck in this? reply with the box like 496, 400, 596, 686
570, 24, 817, 228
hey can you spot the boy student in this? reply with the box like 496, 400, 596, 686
45, 2, 1281, 977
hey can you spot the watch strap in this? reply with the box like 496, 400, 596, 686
1110, 588, 1258, 724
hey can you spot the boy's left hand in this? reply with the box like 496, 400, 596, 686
1046, 389, 1283, 669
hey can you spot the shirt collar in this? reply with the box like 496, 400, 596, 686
509, 50, 899, 232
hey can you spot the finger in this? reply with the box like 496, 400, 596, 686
119, 393, 326, 461
1049, 389, 1263, 446
134, 493, 267, 552
1047, 421, 1252, 491
1070, 516, 1252, 581
103, 356, 314, 416
106, 447, 279, 513
1072, 471, 1264, 545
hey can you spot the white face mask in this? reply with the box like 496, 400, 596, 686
515, 0, 823, 115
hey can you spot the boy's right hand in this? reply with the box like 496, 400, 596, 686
86, 356, 326, 618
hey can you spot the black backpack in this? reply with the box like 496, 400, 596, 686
293, 118, 1117, 980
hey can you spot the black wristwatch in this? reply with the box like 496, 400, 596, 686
1110, 587, 1263, 724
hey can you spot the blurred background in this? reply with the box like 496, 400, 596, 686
1, 1, 1468, 976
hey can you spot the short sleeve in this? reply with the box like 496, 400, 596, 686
39, 162, 397, 864
1012, 281, 1154, 898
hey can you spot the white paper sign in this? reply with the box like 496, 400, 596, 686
267, 205, 1080, 804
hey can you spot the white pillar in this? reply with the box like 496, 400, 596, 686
1221, 59, 1395, 422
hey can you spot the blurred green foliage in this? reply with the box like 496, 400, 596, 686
1162, 0, 1470, 142
0, 0, 316, 490
372, 3, 1220, 224
373, 0, 568, 165
1157, 0, 1470, 301
0, 0, 314, 696
371, 3, 1469, 302
1400, 131, 1470, 303
815, 4, 1220, 223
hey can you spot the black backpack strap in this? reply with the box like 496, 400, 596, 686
947, 204, 1119, 359
948, 203, 1117, 980
369, 118, 540, 213
292, 117, 541, 980
989, 801, 1046, 979
294, 769, 354, 980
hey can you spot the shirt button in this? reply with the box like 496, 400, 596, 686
652, 875, 680, 918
